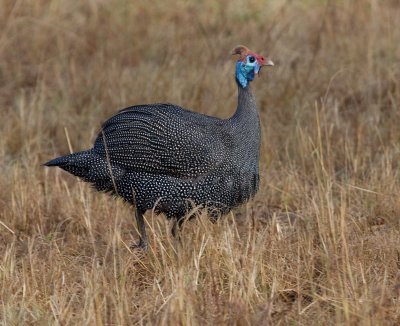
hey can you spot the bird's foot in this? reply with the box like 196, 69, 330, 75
130, 239, 148, 252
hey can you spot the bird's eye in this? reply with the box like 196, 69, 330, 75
249, 56, 255, 63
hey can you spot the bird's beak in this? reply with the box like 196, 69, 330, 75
255, 57, 274, 77
263, 58, 274, 67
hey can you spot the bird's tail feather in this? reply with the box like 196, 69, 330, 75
43, 150, 125, 187
44, 150, 93, 179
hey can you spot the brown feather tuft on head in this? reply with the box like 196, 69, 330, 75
231, 45, 250, 59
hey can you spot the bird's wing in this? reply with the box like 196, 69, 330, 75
93, 104, 230, 179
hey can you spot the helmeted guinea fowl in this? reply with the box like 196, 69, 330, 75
44, 45, 274, 250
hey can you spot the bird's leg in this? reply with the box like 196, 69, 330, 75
171, 217, 184, 239
132, 209, 148, 251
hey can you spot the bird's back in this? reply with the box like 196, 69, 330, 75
93, 103, 232, 179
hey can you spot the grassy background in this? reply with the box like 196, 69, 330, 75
1, 0, 400, 324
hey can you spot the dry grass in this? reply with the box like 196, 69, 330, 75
1, 0, 400, 324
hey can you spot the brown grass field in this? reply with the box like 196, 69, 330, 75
1, 0, 400, 324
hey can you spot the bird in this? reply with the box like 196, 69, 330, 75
44, 45, 274, 250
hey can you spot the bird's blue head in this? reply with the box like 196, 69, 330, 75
232, 45, 274, 88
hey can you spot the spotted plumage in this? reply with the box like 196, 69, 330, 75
44, 45, 274, 250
